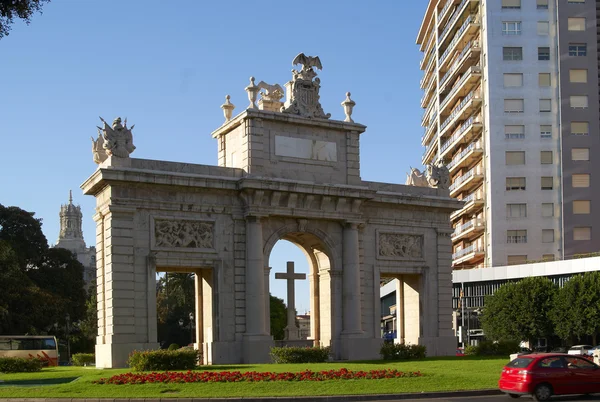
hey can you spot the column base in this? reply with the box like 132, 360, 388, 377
339, 336, 382, 361
202, 341, 243, 365
419, 335, 458, 356
96, 342, 159, 368
242, 334, 273, 363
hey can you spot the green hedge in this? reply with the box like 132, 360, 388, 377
0, 357, 44, 373
72, 353, 95, 366
127, 348, 200, 371
270, 346, 331, 363
464, 340, 520, 356
380, 343, 427, 360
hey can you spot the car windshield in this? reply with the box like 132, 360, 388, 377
507, 358, 533, 368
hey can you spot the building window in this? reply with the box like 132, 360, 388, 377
505, 125, 525, 139
506, 151, 526, 165
508, 255, 527, 265
542, 229, 554, 243
506, 177, 526, 190
568, 17, 586, 31
574, 227, 591, 241
542, 203, 554, 217
541, 177, 553, 190
571, 121, 589, 135
537, 0, 548, 7
539, 99, 551, 112
540, 151, 553, 164
504, 73, 523, 87
502, 21, 522, 35
507, 230, 528, 244
538, 47, 550, 60
540, 125, 552, 138
572, 148, 590, 161
572, 173, 590, 187
537, 21, 549, 35
538, 73, 551, 87
573, 200, 591, 214
504, 99, 524, 112
569, 69, 587, 83
569, 43, 587, 56
570, 95, 588, 108
507, 203, 527, 218
503, 47, 523, 61
502, 0, 521, 8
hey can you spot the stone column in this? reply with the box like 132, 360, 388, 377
342, 222, 362, 335
264, 266, 271, 335
245, 216, 267, 336
194, 271, 203, 352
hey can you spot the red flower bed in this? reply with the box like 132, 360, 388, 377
94, 368, 422, 384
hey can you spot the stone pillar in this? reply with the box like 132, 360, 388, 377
395, 278, 405, 344
342, 222, 362, 335
242, 216, 272, 362
403, 275, 420, 345
264, 266, 271, 335
194, 271, 203, 352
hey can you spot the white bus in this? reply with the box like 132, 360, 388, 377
0, 336, 59, 366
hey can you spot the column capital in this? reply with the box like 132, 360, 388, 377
343, 220, 364, 230
245, 214, 266, 223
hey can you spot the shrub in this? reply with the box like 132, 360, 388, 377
0, 357, 43, 373
270, 346, 331, 363
380, 343, 427, 360
127, 348, 200, 371
464, 340, 520, 356
72, 353, 95, 366
167, 343, 180, 351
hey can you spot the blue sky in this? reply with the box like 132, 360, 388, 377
0, 0, 428, 314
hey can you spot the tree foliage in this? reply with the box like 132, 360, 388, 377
481, 277, 557, 342
156, 273, 195, 347
551, 272, 600, 345
0, 204, 85, 336
0, 0, 51, 39
270, 294, 286, 340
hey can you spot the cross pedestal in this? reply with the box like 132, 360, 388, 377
275, 261, 306, 340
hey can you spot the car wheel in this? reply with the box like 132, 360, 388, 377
533, 384, 552, 402
508, 394, 521, 399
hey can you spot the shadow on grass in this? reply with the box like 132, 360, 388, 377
194, 365, 259, 370
348, 356, 507, 364
0, 377, 80, 387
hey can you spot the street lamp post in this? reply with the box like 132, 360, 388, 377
189, 312, 194, 345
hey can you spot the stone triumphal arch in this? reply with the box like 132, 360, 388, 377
83, 54, 461, 368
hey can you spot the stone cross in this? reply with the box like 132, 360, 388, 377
275, 261, 306, 340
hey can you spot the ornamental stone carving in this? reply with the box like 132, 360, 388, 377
281, 53, 331, 119
405, 160, 450, 190
154, 219, 214, 249
92, 116, 136, 164
378, 233, 423, 259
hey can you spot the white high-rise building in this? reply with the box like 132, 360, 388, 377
417, 0, 599, 270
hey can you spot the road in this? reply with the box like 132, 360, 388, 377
372, 395, 600, 402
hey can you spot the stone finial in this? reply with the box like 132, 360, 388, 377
221, 95, 235, 122
92, 116, 135, 164
341, 92, 356, 123
245, 77, 259, 110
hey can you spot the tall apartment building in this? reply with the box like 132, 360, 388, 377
416, 0, 599, 270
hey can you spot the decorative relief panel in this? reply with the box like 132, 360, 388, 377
154, 219, 214, 249
378, 233, 423, 259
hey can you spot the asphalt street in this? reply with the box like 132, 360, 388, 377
372, 395, 600, 402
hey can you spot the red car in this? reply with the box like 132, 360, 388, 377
499, 353, 600, 401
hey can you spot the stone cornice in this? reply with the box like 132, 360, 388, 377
211, 109, 367, 139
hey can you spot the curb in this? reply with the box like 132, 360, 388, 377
0, 389, 503, 402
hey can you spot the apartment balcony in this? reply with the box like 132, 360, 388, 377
450, 188, 485, 220
437, 0, 479, 50
420, 79, 437, 109
439, 66, 481, 118
451, 218, 485, 242
421, 116, 437, 146
439, 41, 481, 96
420, 67, 435, 90
452, 241, 485, 267
439, 114, 483, 159
421, 99, 437, 126
437, 0, 461, 31
447, 140, 483, 173
449, 164, 484, 198
438, 15, 481, 73
420, 47, 435, 71
422, 137, 438, 165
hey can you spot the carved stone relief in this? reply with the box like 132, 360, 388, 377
378, 233, 423, 259
154, 219, 214, 249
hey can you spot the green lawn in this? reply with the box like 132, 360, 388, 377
0, 357, 506, 398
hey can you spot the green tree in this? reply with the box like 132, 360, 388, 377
0, 204, 48, 269
481, 277, 557, 342
551, 272, 600, 345
156, 273, 195, 347
270, 294, 286, 340
0, 0, 51, 39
